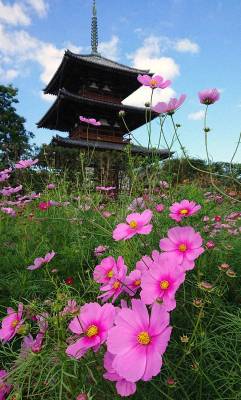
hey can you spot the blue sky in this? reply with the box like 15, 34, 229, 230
0, 0, 240, 162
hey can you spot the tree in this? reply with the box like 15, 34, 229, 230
0, 84, 34, 164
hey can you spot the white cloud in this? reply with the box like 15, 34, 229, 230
0, 66, 19, 81
128, 35, 180, 80
188, 110, 205, 120
24, 0, 48, 17
175, 38, 199, 53
0, 1, 30, 26
98, 35, 120, 60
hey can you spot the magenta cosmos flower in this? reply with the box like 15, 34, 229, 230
159, 226, 204, 271
98, 260, 127, 303
66, 302, 115, 359
15, 159, 38, 169
0, 303, 23, 342
38, 201, 52, 211
113, 209, 153, 241
125, 269, 142, 296
27, 251, 55, 270
152, 94, 186, 114
169, 199, 201, 222
198, 88, 220, 105
140, 253, 185, 311
136, 250, 163, 273
137, 74, 171, 89
79, 116, 101, 126
93, 256, 127, 284
103, 351, 137, 397
107, 299, 172, 383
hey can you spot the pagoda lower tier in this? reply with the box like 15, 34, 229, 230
37, 89, 158, 135
52, 135, 171, 160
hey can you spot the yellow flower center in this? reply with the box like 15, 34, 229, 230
113, 280, 120, 289
134, 279, 141, 286
179, 244, 187, 252
86, 324, 98, 337
129, 220, 138, 229
160, 280, 170, 290
11, 319, 19, 328
107, 270, 114, 278
180, 209, 189, 215
137, 331, 151, 345
150, 79, 157, 87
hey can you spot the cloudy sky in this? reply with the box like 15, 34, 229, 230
0, 0, 241, 162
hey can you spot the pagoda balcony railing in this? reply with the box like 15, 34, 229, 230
70, 130, 130, 144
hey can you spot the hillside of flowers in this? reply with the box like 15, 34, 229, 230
0, 78, 241, 400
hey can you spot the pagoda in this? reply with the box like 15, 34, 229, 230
37, 0, 170, 186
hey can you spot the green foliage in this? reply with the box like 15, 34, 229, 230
0, 84, 34, 164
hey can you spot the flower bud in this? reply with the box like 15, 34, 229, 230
118, 110, 125, 117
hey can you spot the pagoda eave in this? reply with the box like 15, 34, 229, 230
37, 89, 158, 132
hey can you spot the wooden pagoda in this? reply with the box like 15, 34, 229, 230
37, 0, 170, 186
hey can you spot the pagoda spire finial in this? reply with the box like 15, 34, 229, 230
91, 0, 99, 55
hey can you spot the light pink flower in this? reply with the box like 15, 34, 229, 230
140, 253, 185, 310
103, 351, 137, 397
27, 251, 55, 270
152, 94, 186, 114
21, 333, 44, 357
159, 226, 204, 271
61, 300, 79, 316
206, 240, 215, 249
113, 209, 153, 241
0, 370, 12, 399
98, 260, 127, 303
137, 74, 171, 89
102, 211, 112, 218
0, 185, 22, 196
47, 183, 55, 189
169, 199, 201, 222
36, 313, 49, 333
1, 207, 16, 217
15, 159, 38, 169
155, 203, 165, 213
66, 302, 115, 359
93, 256, 126, 284
94, 245, 108, 257
125, 269, 142, 296
128, 197, 145, 211
159, 180, 169, 189
107, 299, 172, 382
79, 116, 101, 126
0, 173, 10, 182
0, 303, 23, 342
76, 394, 88, 400
198, 89, 220, 105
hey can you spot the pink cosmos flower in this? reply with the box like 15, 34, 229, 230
113, 209, 153, 241
66, 302, 115, 359
0, 303, 23, 342
125, 269, 142, 296
79, 116, 101, 126
107, 299, 172, 382
206, 240, 215, 249
98, 260, 127, 303
169, 199, 201, 222
102, 211, 112, 218
21, 333, 44, 357
93, 256, 126, 284
61, 300, 79, 316
159, 226, 204, 271
0, 370, 12, 399
27, 251, 55, 270
94, 245, 108, 257
1, 207, 16, 217
103, 351, 137, 397
159, 180, 169, 189
198, 89, 220, 105
0, 173, 10, 182
0, 185, 22, 196
136, 250, 163, 273
152, 94, 186, 114
137, 74, 171, 89
15, 159, 38, 169
140, 253, 185, 310
36, 313, 49, 333
47, 183, 55, 189
76, 394, 88, 400
38, 201, 52, 211
155, 203, 165, 213
128, 197, 145, 211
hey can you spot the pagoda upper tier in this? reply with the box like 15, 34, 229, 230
44, 50, 149, 100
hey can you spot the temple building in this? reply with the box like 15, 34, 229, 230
37, 0, 170, 186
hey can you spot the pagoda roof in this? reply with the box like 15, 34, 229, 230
44, 50, 149, 95
37, 89, 158, 132
52, 135, 171, 159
